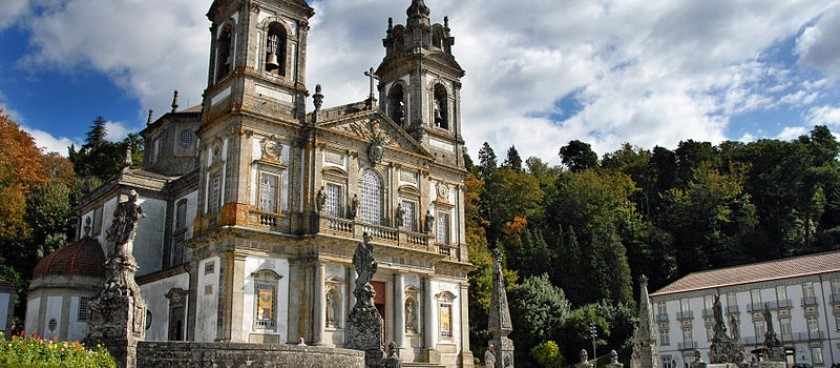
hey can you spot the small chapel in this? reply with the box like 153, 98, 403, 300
24, 0, 474, 366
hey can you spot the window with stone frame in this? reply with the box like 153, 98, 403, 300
172, 233, 185, 266
208, 171, 222, 213
360, 170, 383, 225
258, 171, 280, 213
92, 206, 103, 236
400, 200, 417, 231
754, 320, 766, 340
254, 282, 277, 329
751, 288, 762, 306
834, 312, 840, 332
806, 314, 820, 336
439, 303, 452, 338
179, 129, 193, 147
659, 327, 670, 346
705, 323, 714, 341
682, 327, 693, 346
77, 296, 90, 322
780, 318, 792, 340
326, 183, 344, 218
175, 199, 188, 229
811, 346, 824, 365
661, 356, 674, 368
436, 211, 450, 244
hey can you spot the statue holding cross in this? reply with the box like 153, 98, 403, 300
364, 67, 378, 108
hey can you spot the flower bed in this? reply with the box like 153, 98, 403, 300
0, 332, 116, 368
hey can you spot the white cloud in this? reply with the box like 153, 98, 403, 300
796, 6, 840, 80
104, 120, 131, 142
11, 0, 840, 163
0, 0, 30, 30
24, 127, 78, 156
19, 0, 209, 121
777, 126, 808, 141
807, 105, 840, 126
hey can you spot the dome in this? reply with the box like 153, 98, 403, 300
32, 237, 106, 279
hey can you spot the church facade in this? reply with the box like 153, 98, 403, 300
25, 0, 474, 366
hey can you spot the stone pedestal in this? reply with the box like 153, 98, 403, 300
346, 306, 385, 368
756, 361, 787, 368
85, 256, 147, 368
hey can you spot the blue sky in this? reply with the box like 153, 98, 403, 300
1, 0, 840, 163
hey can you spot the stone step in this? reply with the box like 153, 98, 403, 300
401, 363, 446, 368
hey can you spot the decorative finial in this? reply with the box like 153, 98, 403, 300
444, 16, 449, 30
313, 84, 324, 111
388, 17, 393, 32
84, 217, 92, 237
123, 141, 133, 169
146, 109, 154, 125
171, 90, 179, 113
407, 0, 430, 20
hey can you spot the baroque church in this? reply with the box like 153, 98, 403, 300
24, 0, 475, 366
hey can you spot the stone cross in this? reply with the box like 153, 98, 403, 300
364, 67, 378, 108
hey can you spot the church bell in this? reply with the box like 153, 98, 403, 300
266, 53, 279, 71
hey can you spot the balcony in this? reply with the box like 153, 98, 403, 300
763, 300, 793, 310
747, 303, 764, 312
678, 341, 698, 350
677, 311, 694, 321
801, 297, 818, 306
791, 331, 824, 342
725, 306, 739, 314
702, 309, 715, 318
656, 314, 670, 322
830, 294, 840, 304
319, 216, 463, 260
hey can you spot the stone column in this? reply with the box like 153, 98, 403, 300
459, 282, 475, 367
313, 262, 326, 345
229, 253, 247, 342
423, 276, 439, 362
394, 272, 406, 348
347, 265, 357, 328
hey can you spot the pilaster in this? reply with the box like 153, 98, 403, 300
394, 272, 406, 348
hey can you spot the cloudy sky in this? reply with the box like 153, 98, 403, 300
1, 0, 840, 164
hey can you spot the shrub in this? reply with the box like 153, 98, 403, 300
531, 340, 564, 368
0, 332, 117, 368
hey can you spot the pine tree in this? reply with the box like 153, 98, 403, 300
503, 145, 523, 171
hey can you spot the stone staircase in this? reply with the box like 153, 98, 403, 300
401, 363, 447, 368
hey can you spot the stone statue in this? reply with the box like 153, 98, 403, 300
405, 300, 416, 332
424, 210, 434, 234
384, 341, 402, 368
607, 350, 624, 368
349, 194, 360, 219
353, 233, 377, 309
346, 232, 385, 366
106, 190, 146, 258
762, 303, 784, 361
689, 349, 706, 368
326, 290, 337, 327
316, 186, 327, 212
395, 204, 405, 228
576, 349, 593, 368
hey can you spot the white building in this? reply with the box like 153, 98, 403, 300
650, 251, 840, 368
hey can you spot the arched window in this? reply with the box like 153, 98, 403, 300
266, 22, 287, 76
432, 30, 444, 49
433, 84, 448, 129
388, 84, 405, 126
360, 170, 383, 225
215, 22, 234, 82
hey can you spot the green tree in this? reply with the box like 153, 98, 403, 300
559, 140, 598, 172
69, 116, 133, 183
531, 340, 564, 368
509, 274, 571, 367
503, 145, 523, 171
478, 142, 498, 181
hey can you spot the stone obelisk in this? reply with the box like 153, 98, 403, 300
346, 233, 385, 368
631, 275, 659, 368
85, 190, 148, 368
488, 248, 514, 368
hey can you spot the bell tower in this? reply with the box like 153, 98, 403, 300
204, 0, 314, 125
375, 0, 466, 168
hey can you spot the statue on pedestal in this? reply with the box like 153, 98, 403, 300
346, 233, 385, 368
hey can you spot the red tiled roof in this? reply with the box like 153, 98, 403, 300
651, 250, 840, 297
32, 237, 106, 279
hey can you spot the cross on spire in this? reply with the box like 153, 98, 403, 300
364, 67, 378, 109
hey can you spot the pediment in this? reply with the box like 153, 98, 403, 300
319, 110, 431, 160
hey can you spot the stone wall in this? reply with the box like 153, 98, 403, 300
137, 341, 365, 368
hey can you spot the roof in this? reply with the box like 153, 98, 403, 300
32, 237, 106, 279
651, 250, 840, 297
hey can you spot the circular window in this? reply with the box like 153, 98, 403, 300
179, 129, 193, 147
146, 310, 152, 330
48, 318, 57, 331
